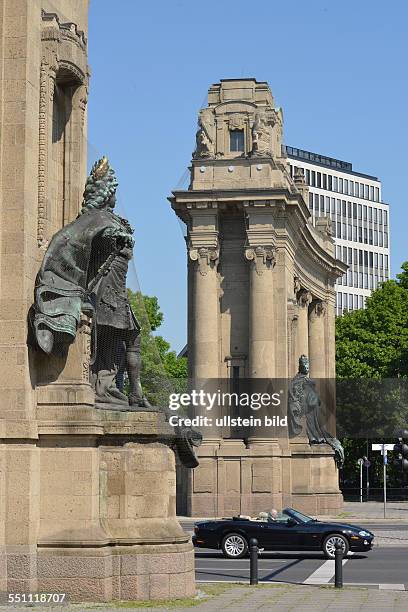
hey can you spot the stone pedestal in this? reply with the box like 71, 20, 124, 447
184, 439, 342, 518
289, 440, 343, 515
1, 409, 195, 602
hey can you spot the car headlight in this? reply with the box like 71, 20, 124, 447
358, 530, 370, 537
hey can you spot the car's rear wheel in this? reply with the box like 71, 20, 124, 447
322, 534, 349, 559
221, 533, 248, 559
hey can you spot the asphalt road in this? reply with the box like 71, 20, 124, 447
194, 546, 408, 589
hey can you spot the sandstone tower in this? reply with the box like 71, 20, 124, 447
170, 79, 347, 517
0, 2, 194, 601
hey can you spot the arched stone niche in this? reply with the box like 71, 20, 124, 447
38, 10, 89, 248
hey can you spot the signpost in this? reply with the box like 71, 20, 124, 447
372, 444, 394, 518
357, 458, 364, 503
363, 456, 371, 501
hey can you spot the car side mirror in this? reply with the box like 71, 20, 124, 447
286, 517, 296, 527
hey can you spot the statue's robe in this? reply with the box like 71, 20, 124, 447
32, 207, 134, 353
288, 373, 345, 468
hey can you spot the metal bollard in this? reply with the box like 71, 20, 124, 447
249, 537, 259, 585
334, 541, 343, 588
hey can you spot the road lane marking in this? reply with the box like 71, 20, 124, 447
304, 552, 354, 584
196, 564, 285, 571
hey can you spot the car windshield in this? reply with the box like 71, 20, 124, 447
283, 508, 314, 523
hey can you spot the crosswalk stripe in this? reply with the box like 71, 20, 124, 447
304, 552, 354, 584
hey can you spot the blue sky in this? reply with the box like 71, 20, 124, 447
88, 0, 408, 352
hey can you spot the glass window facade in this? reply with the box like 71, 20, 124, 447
286, 152, 390, 317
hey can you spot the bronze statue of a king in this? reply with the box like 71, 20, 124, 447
30, 157, 149, 411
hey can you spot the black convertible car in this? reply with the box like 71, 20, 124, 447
193, 507, 374, 559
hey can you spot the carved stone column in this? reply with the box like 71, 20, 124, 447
245, 245, 276, 378
189, 245, 220, 381
296, 289, 312, 359
308, 299, 327, 379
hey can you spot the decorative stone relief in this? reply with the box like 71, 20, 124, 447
245, 245, 276, 275
228, 114, 246, 130
297, 288, 312, 308
294, 276, 301, 295
193, 108, 215, 159
310, 299, 327, 317
293, 166, 305, 185
189, 246, 219, 275
250, 110, 275, 157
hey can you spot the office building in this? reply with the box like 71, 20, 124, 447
286, 146, 390, 315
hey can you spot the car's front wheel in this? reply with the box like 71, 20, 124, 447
322, 534, 349, 559
221, 533, 248, 559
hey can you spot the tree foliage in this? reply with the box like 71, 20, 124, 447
127, 289, 187, 406
336, 263, 408, 489
336, 264, 408, 379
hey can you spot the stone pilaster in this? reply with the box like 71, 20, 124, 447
296, 289, 312, 359
308, 299, 327, 379
188, 245, 220, 381
245, 245, 276, 378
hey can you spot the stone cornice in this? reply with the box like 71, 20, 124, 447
41, 9, 87, 48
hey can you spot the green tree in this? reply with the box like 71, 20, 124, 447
336, 269, 408, 378
336, 262, 408, 490
127, 289, 187, 405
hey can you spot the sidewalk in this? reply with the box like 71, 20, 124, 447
5, 583, 408, 611
331, 501, 408, 521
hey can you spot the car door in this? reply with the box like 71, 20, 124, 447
291, 521, 321, 550
261, 520, 299, 550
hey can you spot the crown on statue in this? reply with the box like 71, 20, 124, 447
92, 156, 110, 180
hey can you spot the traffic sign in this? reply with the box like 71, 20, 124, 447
372, 444, 394, 452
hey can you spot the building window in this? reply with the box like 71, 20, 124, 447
375, 187, 380, 202
328, 175, 332, 191
230, 129, 244, 152
320, 195, 325, 213
306, 169, 310, 185
370, 186, 374, 201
